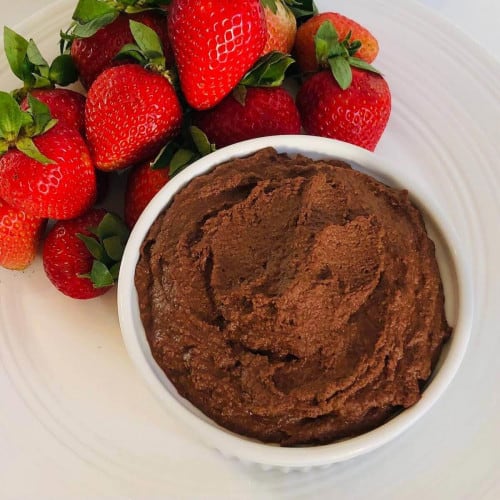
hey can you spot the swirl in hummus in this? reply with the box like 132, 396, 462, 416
135, 148, 451, 446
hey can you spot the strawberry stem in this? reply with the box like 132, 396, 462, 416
241, 51, 295, 88
0, 91, 57, 164
151, 126, 216, 176
3, 27, 78, 95
77, 212, 130, 288
115, 21, 168, 72
285, 0, 318, 22
313, 21, 380, 90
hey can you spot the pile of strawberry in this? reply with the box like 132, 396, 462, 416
0, 0, 391, 300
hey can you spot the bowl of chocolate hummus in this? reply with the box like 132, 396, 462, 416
118, 135, 473, 469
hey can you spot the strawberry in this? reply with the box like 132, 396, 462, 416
261, 0, 297, 55
0, 197, 45, 270
20, 89, 86, 135
168, 0, 267, 110
124, 126, 220, 227
85, 22, 182, 171
146, 125, 218, 181
0, 93, 96, 219
193, 86, 301, 148
65, 0, 173, 89
43, 209, 130, 299
296, 21, 390, 151
297, 69, 391, 151
294, 12, 379, 73
70, 12, 173, 89
124, 161, 169, 228
192, 49, 298, 147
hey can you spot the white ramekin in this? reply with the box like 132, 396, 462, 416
117, 135, 473, 470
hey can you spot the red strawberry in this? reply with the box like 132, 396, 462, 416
168, 0, 267, 110
0, 93, 96, 219
71, 11, 173, 89
0, 197, 45, 270
20, 89, 86, 135
193, 86, 301, 148
125, 161, 169, 228
261, 0, 297, 55
43, 209, 130, 299
0, 124, 96, 219
86, 64, 182, 171
297, 69, 391, 151
85, 22, 182, 171
294, 12, 379, 73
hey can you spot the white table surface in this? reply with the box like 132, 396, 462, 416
1, 1, 499, 499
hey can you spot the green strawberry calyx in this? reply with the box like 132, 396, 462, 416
116, 20, 175, 80
0, 92, 58, 164
241, 51, 295, 88
261, 0, 317, 18
284, 0, 317, 21
61, 0, 169, 46
3, 27, 78, 101
152, 126, 216, 178
235, 51, 295, 105
314, 20, 381, 90
77, 212, 130, 288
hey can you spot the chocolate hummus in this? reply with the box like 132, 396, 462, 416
135, 148, 451, 446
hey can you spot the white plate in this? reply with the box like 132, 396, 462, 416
0, 0, 499, 497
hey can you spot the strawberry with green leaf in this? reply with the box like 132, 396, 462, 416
64, 0, 173, 89
20, 90, 86, 136
85, 21, 182, 171
43, 209, 130, 299
0, 92, 97, 219
168, 0, 267, 110
124, 126, 216, 228
0, 197, 45, 271
150, 126, 217, 179
294, 12, 379, 73
296, 21, 391, 151
193, 52, 300, 148
3, 27, 85, 134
